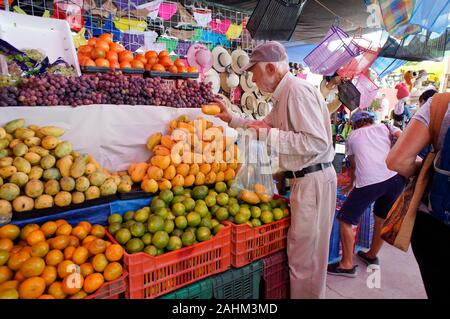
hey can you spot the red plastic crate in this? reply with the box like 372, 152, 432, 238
106, 225, 231, 299
225, 217, 290, 268
85, 272, 128, 299
262, 251, 290, 299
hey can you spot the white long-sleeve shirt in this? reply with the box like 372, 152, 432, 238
229, 72, 335, 173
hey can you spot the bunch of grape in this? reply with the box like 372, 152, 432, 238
0, 86, 19, 106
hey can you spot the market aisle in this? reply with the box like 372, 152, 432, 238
326, 245, 427, 299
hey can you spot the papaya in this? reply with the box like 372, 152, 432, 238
257, 193, 271, 203
60, 177, 76, 192
28, 167, 44, 180
130, 163, 148, 183
0, 157, 13, 168
44, 180, 60, 196
0, 127, 5, 139
38, 126, 65, 137
56, 155, 73, 177
14, 128, 35, 140
13, 157, 31, 174
70, 155, 88, 179
205, 171, 217, 185
43, 168, 61, 181
161, 136, 175, 149
146, 133, 162, 151
117, 183, 132, 193
0, 166, 17, 179
5, 119, 25, 134
85, 186, 100, 200
24, 137, 41, 148
240, 190, 260, 205
171, 174, 185, 188
8, 139, 21, 149
88, 171, 106, 187
194, 172, 206, 186
215, 171, 225, 183
0, 183, 20, 201
100, 179, 117, 196
151, 156, 171, 170
54, 191, 72, 207
40, 155, 56, 170
9, 172, 29, 187
54, 141, 73, 158
34, 195, 54, 210
141, 179, 158, 193
41, 136, 59, 150
146, 166, 163, 181
254, 184, 268, 194
158, 179, 172, 191
177, 122, 195, 134
23, 152, 41, 165
71, 192, 85, 205
163, 165, 176, 180
224, 168, 236, 181
12, 196, 34, 212
85, 163, 96, 175
127, 163, 137, 176
75, 177, 90, 192
201, 103, 221, 116
120, 175, 132, 185
0, 199, 12, 217
184, 175, 195, 187
29, 146, 49, 157
111, 175, 121, 186
24, 179, 44, 198
153, 145, 170, 156
87, 155, 101, 171
13, 143, 28, 157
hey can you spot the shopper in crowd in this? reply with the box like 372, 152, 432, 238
386, 93, 450, 299
392, 83, 412, 129
215, 41, 336, 299
418, 89, 437, 107
327, 111, 406, 277
320, 72, 343, 115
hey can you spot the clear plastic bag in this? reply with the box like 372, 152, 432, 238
232, 137, 276, 202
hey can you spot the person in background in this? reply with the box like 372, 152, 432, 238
392, 83, 410, 129
416, 89, 438, 159
320, 72, 343, 115
215, 41, 336, 299
386, 93, 450, 299
380, 94, 390, 121
327, 111, 405, 277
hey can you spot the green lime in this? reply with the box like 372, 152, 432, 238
134, 209, 150, 223
192, 186, 208, 200
196, 227, 211, 242
167, 236, 182, 251
195, 204, 209, 218
164, 219, 175, 234
123, 211, 135, 221
199, 218, 213, 229
211, 219, 220, 228
227, 180, 234, 188
159, 189, 174, 204
228, 203, 240, 216
234, 213, 248, 225
227, 187, 239, 198
108, 214, 123, 225
186, 212, 201, 227
151, 198, 166, 211
210, 205, 221, 215
208, 190, 218, 197
261, 211, 274, 224
172, 202, 186, 216
142, 233, 153, 246
172, 186, 185, 196
172, 228, 183, 237
181, 231, 196, 246
215, 182, 227, 193
175, 216, 188, 230
251, 219, 262, 227
228, 197, 238, 206
130, 222, 146, 237
108, 222, 122, 235
183, 198, 196, 211
205, 195, 217, 207
213, 224, 225, 235
239, 206, 251, 220
122, 220, 136, 230
172, 195, 186, 205
273, 208, 284, 220
126, 238, 144, 253
144, 245, 158, 256
155, 207, 169, 220
259, 203, 272, 212
152, 231, 169, 249
148, 215, 165, 233
215, 207, 229, 221
216, 193, 229, 206
251, 206, 262, 219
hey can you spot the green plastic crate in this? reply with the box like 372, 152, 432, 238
211, 261, 263, 299
159, 278, 213, 299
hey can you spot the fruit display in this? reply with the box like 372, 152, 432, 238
142, 50, 198, 74
0, 119, 132, 216
129, 114, 239, 193
0, 221, 125, 299
107, 185, 226, 255
0, 71, 215, 107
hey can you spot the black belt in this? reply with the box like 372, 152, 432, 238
285, 163, 332, 179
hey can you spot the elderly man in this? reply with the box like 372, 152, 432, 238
215, 41, 336, 299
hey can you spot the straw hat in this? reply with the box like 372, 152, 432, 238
231, 49, 250, 74
256, 99, 271, 118
240, 72, 257, 92
203, 69, 220, 94
212, 46, 232, 72
220, 72, 231, 93
187, 43, 213, 74
241, 92, 258, 114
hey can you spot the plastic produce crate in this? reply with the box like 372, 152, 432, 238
159, 278, 213, 299
211, 261, 263, 299
85, 272, 128, 299
224, 217, 290, 268
261, 251, 290, 299
81, 66, 144, 78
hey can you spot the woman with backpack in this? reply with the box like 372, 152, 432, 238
386, 93, 450, 299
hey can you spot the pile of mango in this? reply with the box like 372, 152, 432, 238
0, 119, 132, 217
129, 115, 240, 193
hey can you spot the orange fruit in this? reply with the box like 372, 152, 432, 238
92, 254, 108, 272
145, 50, 158, 60
118, 51, 134, 63
0, 239, 13, 252
79, 263, 94, 277
45, 249, 64, 266
55, 220, 68, 227
48, 281, 67, 299
20, 257, 45, 278
40, 265, 57, 286
168, 65, 178, 73
95, 58, 110, 68
57, 260, 76, 279
159, 56, 173, 67
71, 226, 88, 241
105, 51, 118, 62
38, 294, 55, 299
0, 224, 20, 240
69, 290, 87, 299
90, 48, 106, 60
68, 235, 80, 248
0, 266, 13, 284
62, 273, 84, 295
18, 277, 46, 299
20, 224, 39, 240
105, 244, 123, 262
20, 246, 32, 255
31, 241, 49, 258
144, 63, 153, 71
152, 64, 166, 72
83, 273, 104, 294
187, 66, 198, 73
130, 60, 145, 69
41, 221, 58, 238
49, 235, 70, 250
14, 271, 25, 283
84, 58, 96, 67
177, 66, 188, 73
103, 262, 123, 282
0, 280, 19, 291
159, 50, 169, 58
95, 40, 110, 52
56, 224, 72, 237
72, 247, 89, 265
109, 60, 120, 69
146, 56, 157, 65
135, 54, 147, 64
82, 235, 97, 247
78, 45, 93, 55
174, 59, 185, 68
7, 251, 30, 271
99, 33, 113, 44
90, 225, 105, 239
64, 246, 76, 260
88, 239, 106, 255
119, 61, 132, 68
110, 42, 125, 53
78, 222, 92, 233
87, 38, 97, 47
26, 229, 45, 246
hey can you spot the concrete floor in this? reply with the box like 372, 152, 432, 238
326, 244, 427, 299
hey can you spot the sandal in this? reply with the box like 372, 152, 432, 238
327, 262, 358, 278
357, 251, 380, 266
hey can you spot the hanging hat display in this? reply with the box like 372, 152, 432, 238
187, 43, 213, 74
212, 46, 232, 72
231, 49, 249, 74
256, 99, 271, 118
220, 72, 231, 93
240, 71, 257, 92
203, 69, 220, 94
241, 92, 258, 115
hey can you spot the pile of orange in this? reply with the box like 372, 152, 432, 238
143, 50, 198, 74
0, 221, 124, 299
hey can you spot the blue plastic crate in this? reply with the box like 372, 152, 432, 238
109, 198, 153, 217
